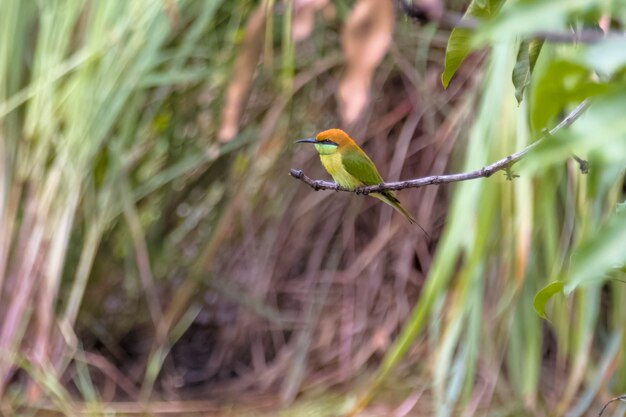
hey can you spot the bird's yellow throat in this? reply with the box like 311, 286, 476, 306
313, 143, 338, 155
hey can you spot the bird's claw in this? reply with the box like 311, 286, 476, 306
504, 167, 519, 181
572, 154, 589, 174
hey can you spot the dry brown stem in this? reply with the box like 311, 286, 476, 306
398, 0, 622, 44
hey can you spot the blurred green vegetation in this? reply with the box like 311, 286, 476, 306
0, 0, 625, 416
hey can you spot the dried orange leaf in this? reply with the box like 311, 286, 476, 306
292, 0, 329, 42
218, 6, 266, 142
338, 0, 394, 125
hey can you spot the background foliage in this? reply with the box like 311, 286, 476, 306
0, 0, 625, 416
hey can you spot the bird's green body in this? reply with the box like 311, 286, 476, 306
297, 129, 418, 224
315, 143, 364, 189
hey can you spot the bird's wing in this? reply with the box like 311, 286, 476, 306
342, 148, 385, 186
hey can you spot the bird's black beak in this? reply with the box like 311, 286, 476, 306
294, 138, 317, 144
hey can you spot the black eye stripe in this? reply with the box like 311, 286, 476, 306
319, 139, 337, 145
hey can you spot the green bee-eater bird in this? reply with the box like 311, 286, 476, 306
296, 128, 426, 232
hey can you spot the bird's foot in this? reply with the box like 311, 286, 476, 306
504, 167, 519, 181
572, 154, 589, 174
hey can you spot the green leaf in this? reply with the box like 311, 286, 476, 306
533, 281, 564, 320
564, 207, 626, 294
583, 37, 626, 78
474, 0, 591, 46
529, 59, 608, 132
566, 87, 626, 161
512, 39, 543, 104
528, 41, 543, 74
441, 0, 504, 88
522, 87, 626, 172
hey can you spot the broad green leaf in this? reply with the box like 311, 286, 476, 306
441, 0, 504, 88
475, 0, 594, 45
528, 41, 543, 74
533, 281, 564, 319
564, 207, 626, 294
566, 87, 626, 161
583, 37, 626, 77
522, 88, 626, 172
512, 39, 543, 104
529, 59, 607, 132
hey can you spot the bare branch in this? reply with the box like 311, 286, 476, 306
397, 0, 624, 44
290, 101, 589, 194
599, 394, 626, 416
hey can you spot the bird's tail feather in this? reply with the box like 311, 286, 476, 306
372, 192, 430, 239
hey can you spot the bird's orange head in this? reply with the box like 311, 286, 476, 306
314, 128, 355, 148
295, 128, 356, 151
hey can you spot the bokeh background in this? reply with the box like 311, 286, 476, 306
1, 1, 625, 416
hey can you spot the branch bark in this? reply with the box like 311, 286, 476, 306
599, 394, 626, 416
290, 101, 589, 194
397, 0, 623, 44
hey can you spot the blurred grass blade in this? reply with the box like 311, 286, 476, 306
565, 329, 622, 417
564, 207, 626, 294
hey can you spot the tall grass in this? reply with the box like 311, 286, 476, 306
0, 0, 236, 410
0, 1, 624, 416
353, 21, 626, 417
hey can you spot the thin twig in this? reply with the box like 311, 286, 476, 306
397, 0, 623, 44
598, 394, 626, 416
290, 101, 589, 194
